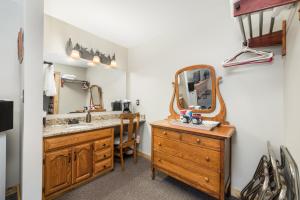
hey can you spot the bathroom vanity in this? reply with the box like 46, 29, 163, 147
43, 112, 145, 200
151, 65, 235, 200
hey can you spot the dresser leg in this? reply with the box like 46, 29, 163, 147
151, 167, 156, 180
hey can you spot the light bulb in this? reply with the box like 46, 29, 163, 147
110, 60, 117, 67
71, 50, 80, 59
92, 55, 100, 64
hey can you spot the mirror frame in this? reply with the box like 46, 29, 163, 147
175, 65, 216, 113
90, 85, 104, 110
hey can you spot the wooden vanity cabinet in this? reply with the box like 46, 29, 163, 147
43, 128, 114, 200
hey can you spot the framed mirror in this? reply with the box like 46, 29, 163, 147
175, 65, 216, 113
90, 85, 105, 111
169, 65, 227, 124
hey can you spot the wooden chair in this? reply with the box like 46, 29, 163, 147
114, 113, 140, 170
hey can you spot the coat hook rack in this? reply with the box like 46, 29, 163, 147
233, 0, 299, 56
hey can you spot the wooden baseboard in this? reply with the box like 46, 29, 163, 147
231, 187, 241, 199
137, 151, 151, 160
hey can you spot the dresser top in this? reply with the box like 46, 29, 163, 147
151, 120, 235, 139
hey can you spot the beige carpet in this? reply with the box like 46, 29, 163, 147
57, 156, 237, 200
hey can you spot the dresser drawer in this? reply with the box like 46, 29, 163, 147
153, 136, 220, 171
181, 134, 220, 151
153, 151, 220, 194
94, 137, 112, 151
153, 128, 181, 141
94, 148, 112, 162
44, 128, 113, 152
94, 158, 112, 175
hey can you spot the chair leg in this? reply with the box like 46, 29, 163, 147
133, 142, 137, 164
120, 148, 125, 171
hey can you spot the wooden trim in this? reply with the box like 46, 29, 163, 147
174, 65, 217, 114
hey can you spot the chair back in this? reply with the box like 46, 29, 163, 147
119, 113, 140, 145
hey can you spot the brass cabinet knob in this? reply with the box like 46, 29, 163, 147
158, 143, 162, 146
196, 138, 201, 143
163, 131, 167, 135
204, 177, 209, 182
205, 156, 210, 162
103, 165, 106, 168
158, 159, 162, 162
104, 154, 106, 158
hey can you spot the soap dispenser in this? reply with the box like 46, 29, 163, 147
86, 110, 91, 123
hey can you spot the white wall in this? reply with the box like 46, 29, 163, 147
284, 5, 300, 167
127, 0, 285, 190
21, 0, 44, 199
0, 0, 22, 188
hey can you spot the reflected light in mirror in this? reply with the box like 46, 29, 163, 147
88, 61, 95, 67
71, 50, 80, 59
92, 55, 100, 64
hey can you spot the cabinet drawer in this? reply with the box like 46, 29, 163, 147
153, 136, 220, 171
153, 128, 181, 141
94, 158, 112, 175
94, 137, 112, 151
94, 148, 112, 162
44, 128, 113, 152
181, 134, 220, 151
153, 151, 220, 194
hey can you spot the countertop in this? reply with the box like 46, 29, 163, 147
44, 118, 145, 138
151, 119, 235, 139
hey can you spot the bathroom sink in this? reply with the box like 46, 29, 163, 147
67, 124, 93, 129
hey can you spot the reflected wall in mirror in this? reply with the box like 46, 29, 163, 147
43, 63, 127, 114
176, 65, 216, 113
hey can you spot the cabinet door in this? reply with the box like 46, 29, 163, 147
44, 148, 72, 196
72, 143, 92, 183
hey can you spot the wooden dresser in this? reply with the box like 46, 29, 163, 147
151, 120, 235, 200
43, 128, 114, 200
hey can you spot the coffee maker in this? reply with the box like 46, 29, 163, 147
123, 100, 132, 113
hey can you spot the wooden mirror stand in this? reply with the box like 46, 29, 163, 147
168, 65, 228, 124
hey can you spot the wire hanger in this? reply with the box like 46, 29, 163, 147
222, 45, 274, 68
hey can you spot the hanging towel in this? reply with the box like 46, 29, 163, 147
43, 64, 57, 96
62, 74, 76, 80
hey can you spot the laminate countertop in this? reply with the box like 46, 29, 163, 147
43, 118, 145, 138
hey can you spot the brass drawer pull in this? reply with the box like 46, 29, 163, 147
158, 159, 162, 162
102, 143, 106, 147
205, 156, 210, 162
158, 143, 162, 146
204, 177, 209, 182
196, 138, 201, 143
104, 154, 107, 158
103, 165, 106, 168
163, 131, 167, 135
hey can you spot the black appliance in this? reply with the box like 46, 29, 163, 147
123, 101, 131, 113
0, 100, 13, 132
111, 100, 122, 111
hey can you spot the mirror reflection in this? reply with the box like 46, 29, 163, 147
43, 63, 125, 114
177, 69, 213, 110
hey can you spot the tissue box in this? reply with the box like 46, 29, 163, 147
0, 100, 13, 132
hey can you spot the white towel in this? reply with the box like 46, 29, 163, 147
62, 74, 76, 80
43, 64, 57, 96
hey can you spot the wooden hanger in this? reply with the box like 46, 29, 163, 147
222, 47, 273, 68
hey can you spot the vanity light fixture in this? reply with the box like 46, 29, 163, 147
66, 38, 117, 66
70, 43, 81, 59
110, 54, 117, 67
92, 55, 100, 64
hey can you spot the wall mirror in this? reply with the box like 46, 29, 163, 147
169, 65, 227, 124
176, 66, 216, 113
43, 62, 127, 114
